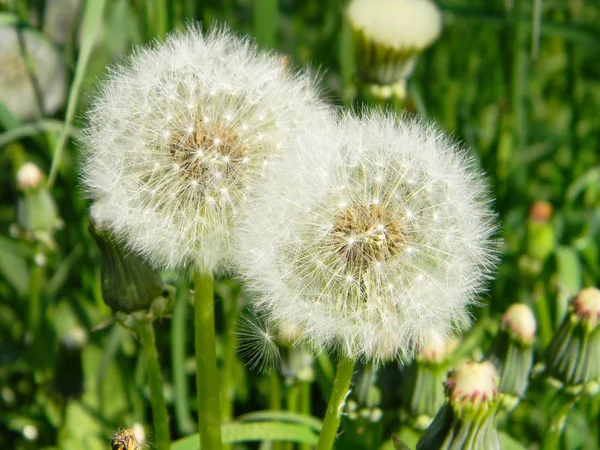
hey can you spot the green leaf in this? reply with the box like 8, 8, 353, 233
172, 421, 319, 450
236, 410, 322, 433
499, 431, 527, 450
0, 236, 30, 297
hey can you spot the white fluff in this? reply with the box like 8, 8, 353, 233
237, 110, 498, 363
82, 26, 330, 272
348, 0, 442, 50
0, 27, 67, 121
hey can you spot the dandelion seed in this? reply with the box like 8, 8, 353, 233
238, 110, 498, 363
82, 25, 330, 272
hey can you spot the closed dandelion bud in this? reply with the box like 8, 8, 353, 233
526, 201, 555, 263
238, 111, 498, 363
89, 218, 164, 314
403, 331, 458, 429
82, 25, 330, 272
15, 162, 61, 238
491, 303, 536, 410
417, 361, 501, 450
0, 26, 67, 121
347, 0, 442, 99
546, 287, 600, 394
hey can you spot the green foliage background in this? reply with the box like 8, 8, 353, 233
1, 0, 599, 449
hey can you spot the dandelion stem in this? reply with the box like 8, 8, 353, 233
137, 319, 170, 450
194, 271, 223, 450
316, 355, 355, 450
542, 396, 578, 450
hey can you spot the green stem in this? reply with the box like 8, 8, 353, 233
316, 355, 355, 450
138, 320, 170, 450
299, 381, 312, 450
271, 372, 283, 450
171, 283, 195, 434
28, 255, 42, 336
542, 397, 578, 450
194, 271, 223, 450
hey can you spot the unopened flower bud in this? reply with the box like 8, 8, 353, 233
546, 287, 600, 394
417, 361, 501, 450
403, 332, 458, 428
491, 304, 536, 409
15, 163, 61, 237
89, 218, 164, 314
347, 0, 442, 99
16, 163, 44, 191
526, 201, 555, 264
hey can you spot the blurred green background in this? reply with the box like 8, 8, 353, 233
1, 0, 599, 449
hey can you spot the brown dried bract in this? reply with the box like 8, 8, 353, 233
112, 429, 140, 450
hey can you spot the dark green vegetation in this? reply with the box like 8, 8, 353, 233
1, 0, 599, 449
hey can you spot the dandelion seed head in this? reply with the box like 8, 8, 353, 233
0, 26, 67, 121
238, 110, 498, 363
82, 25, 330, 272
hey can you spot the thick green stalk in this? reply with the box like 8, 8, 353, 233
194, 271, 223, 450
138, 320, 170, 450
316, 355, 355, 450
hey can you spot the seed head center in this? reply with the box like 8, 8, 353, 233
330, 204, 404, 273
168, 119, 247, 185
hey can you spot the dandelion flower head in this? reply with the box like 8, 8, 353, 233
238, 110, 498, 363
0, 26, 67, 121
347, 0, 442, 51
82, 26, 329, 272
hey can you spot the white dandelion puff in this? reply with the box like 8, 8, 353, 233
236, 313, 282, 373
237, 110, 498, 363
82, 25, 331, 272
0, 26, 67, 121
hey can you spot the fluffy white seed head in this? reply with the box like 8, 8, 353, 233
0, 26, 67, 121
82, 26, 330, 272
347, 0, 442, 50
238, 110, 498, 363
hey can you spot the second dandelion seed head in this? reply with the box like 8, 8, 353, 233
238, 111, 498, 363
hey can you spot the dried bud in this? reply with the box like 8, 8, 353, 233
417, 361, 501, 450
546, 287, 600, 394
526, 201, 555, 264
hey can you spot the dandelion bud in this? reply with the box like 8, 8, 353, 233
417, 361, 501, 450
89, 218, 164, 314
490, 303, 536, 410
0, 26, 67, 121
526, 201, 555, 264
238, 111, 498, 363
16, 163, 43, 191
15, 162, 61, 237
83, 25, 330, 272
347, 0, 442, 98
403, 331, 458, 428
546, 287, 600, 394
